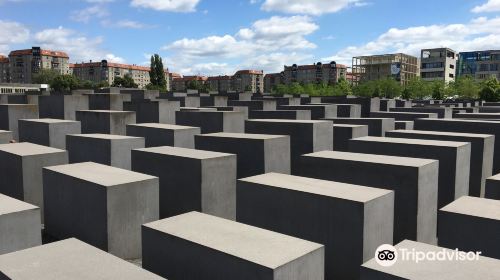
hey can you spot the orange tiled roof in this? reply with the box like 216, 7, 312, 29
0, 55, 8, 63
9, 49, 69, 58
285, 63, 347, 70
174, 75, 208, 82
234, 70, 263, 75
208, 75, 232, 81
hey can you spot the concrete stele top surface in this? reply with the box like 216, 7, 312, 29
387, 129, 493, 138
373, 111, 436, 115
144, 211, 323, 269
354, 136, 469, 148
44, 162, 157, 187
488, 173, 500, 181
417, 118, 500, 124
440, 196, 500, 221
0, 193, 38, 215
0, 238, 165, 280
333, 124, 368, 128
246, 119, 330, 124
134, 146, 234, 160
305, 151, 437, 167
325, 118, 393, 121
68, 133, 142, 140
362, 240, 500, 279
20, 118, 79, 124
77, 110, 134, 114
0, 142, 65, 156
199, 132, 288, 140
240, 172, 393, 203
0, 104, 37, 107
127, 123, 199, 130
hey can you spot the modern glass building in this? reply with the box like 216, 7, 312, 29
457, 50, 500, 81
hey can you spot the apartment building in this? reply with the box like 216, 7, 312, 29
0, 55, 9, 83
207, 75, 232, 92
283, 62, 347, 86
8, 47, 70, 84
231, 70, 264, 93
264, 72, 283, 93
420, 48, 457, 83
352, 53, 419, 86
172, 75, 208, 92
457, 50, 500, 81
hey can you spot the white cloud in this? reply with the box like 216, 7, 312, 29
261, 0, 365, 15
472, 0, 500, 13
0, 20, 30, 55
34, 26, 125, 63
70, 5, 108, 23
130, 0, 200, 12
101, 19, 153, 29
323, 16, 500, 66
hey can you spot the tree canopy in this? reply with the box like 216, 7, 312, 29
147, 54, 167, 91
111, 74, 138, 88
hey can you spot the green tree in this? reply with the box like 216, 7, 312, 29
405, 77, 430, 99
451, 76, 479, 99
288, 82, 304, 95
147, 54, 167, 91
51, 75, 80, 92
335, 77, 352, 95
479, 77, 500, 101
430, 80, 446, 100
379, 77, 402, 98
112, 74, 138, 88
33, 69, 60, 84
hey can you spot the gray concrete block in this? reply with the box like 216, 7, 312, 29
237, 173, 394, 280
395, 121, 414, 130
228, 100, 277, 111
386, 130, 494, 197
126, 123, 200, 148
143, 211, 324, 280
349, 136, 471, 208
248, 110, 311, 120
66, 134, 144, 170
333, 124, 369, 151
18, 119, 81, 149
379, 99, 396, 111
245, 119, 333, 174
485, 173, 500, 200
175, 111, 245, 133
0, 130, 13, 143
131, 146, 236, 219
278, 104, 337, 120
370, 111, 438, 121
87, 93, 131, 110
0, 104, 39, 140
414, 118, 500, 173
325, 118, 395, 136
0, 238, 165, 279
299, 151, 438, 244
479, 106, 500, 113
0, 194, 41, 255
0, 143, 68, 220
439, 196, 500, 259
39, 95, 89, 120
454, 112, 500, 119
390, 106, 452, 118
336, 104, 362, 118
76, 110, 136, 135
123, 100, 180, 124
43, 162, 159, 259
360, 240, 500, 279
195, 132, 290, 178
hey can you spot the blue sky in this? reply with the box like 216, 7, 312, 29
1, 0, 500, 75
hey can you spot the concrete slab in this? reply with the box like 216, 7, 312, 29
0, 194, 41, 255
324, 118, 395, 136
349, 136, 471, 208
66, 133, 144, 170
370, 111, 438, 121
0, 130, 13, 143
336, 104, 362, 118
0, 104, 39, 140
248, 110, 311, 120
39, 95, 89, 120
228, 100, 277, 111
76, 110, 136, 135
390, 107, 452, 118
278, 104, 337, 120
300, 151, 438, 244
332, 124, 369, 151
43, 162, 159, 259
0, 238, 165, 279
126, 123, 200, 148
176, 111, 245, 133
395, 120, 414, 130
195, 132, 290, 178
142, 211, 324, 280
87, 93, 131, 110
123, 100, 179, 124
237, 173, 394, 280
19, 118, 81, 149
485, 173, 500, 200
132, 146, 236, 219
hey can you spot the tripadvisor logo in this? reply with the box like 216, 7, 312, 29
375, 244, 481, 267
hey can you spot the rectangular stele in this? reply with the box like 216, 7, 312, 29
66, 133, 145, 170
300, 151, 438, 244
131, 146, 236, 219
0, 193, 41, 255
349, 136, 471, 208
38, 95, 89, 120
0, 130, 13, 144
324, 118, 395, 136
18, 118, 81, 150
360, 240, 500, 280
42, 162, 159, 259
485, 173, 500, 199
126, 123, 200, 148
142, 211, 325, 280
195, 132, 290, 178
0, 238, 165, 280
244, 119, 333, 174
237, 173, 394, 280
76, 110, 136, 135
0, 104, 39, 140
438, 196, 500, 259
332, 124, 369, 151
0, 143, 68, 220
175, 110, 245, 133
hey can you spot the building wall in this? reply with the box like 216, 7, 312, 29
231, 70, 264, 93
8, 47, 70, 84
420, 48, 457, 83
264, 73, 283, 93
0, 57, 9, 83
458, 50, 500, 81
207, 76, 232, 92
283, 62, 347, 86
352, 53, 419, 86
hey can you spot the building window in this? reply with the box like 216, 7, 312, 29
422, 62, 444, 69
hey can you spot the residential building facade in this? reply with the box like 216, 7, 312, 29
231, 70, 264, 93
172, 75, 208, 92
0, 55, 9, 83
264, 72, 283, 93
283, 61, 347, 86
8, 47, 70, 84
352, 53, 419, 86
457, 50, 500, 81
207, 75, 232, 92
420, 48, 457, 83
